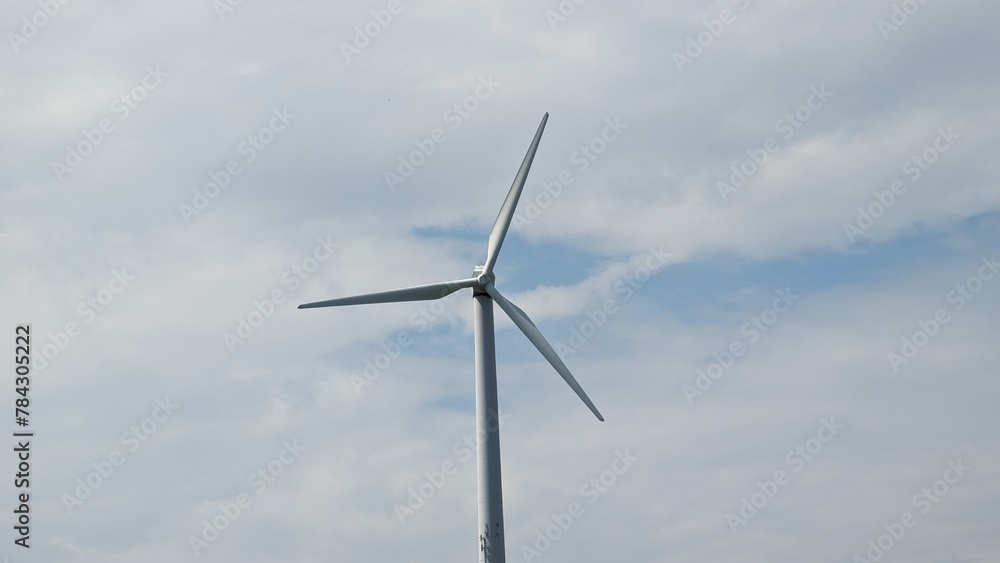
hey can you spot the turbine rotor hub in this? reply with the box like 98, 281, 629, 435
473, 265, 493, 288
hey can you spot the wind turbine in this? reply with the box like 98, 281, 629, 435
299, 113, 603, 563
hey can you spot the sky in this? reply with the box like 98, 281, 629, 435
2, 0, 999, 561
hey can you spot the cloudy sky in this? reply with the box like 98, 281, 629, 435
2, 0, 999, 561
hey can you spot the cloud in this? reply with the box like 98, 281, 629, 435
2, 0, 999, 561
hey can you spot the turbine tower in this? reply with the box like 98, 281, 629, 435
299, 113, 603, 563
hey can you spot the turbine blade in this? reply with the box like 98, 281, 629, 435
299, 278, 478, 309
483, 113, 548, 275
486, 286, 604, 421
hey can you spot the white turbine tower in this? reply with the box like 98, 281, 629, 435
299, 113, 603, 563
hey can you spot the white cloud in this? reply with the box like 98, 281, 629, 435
2, 0, 999, 561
